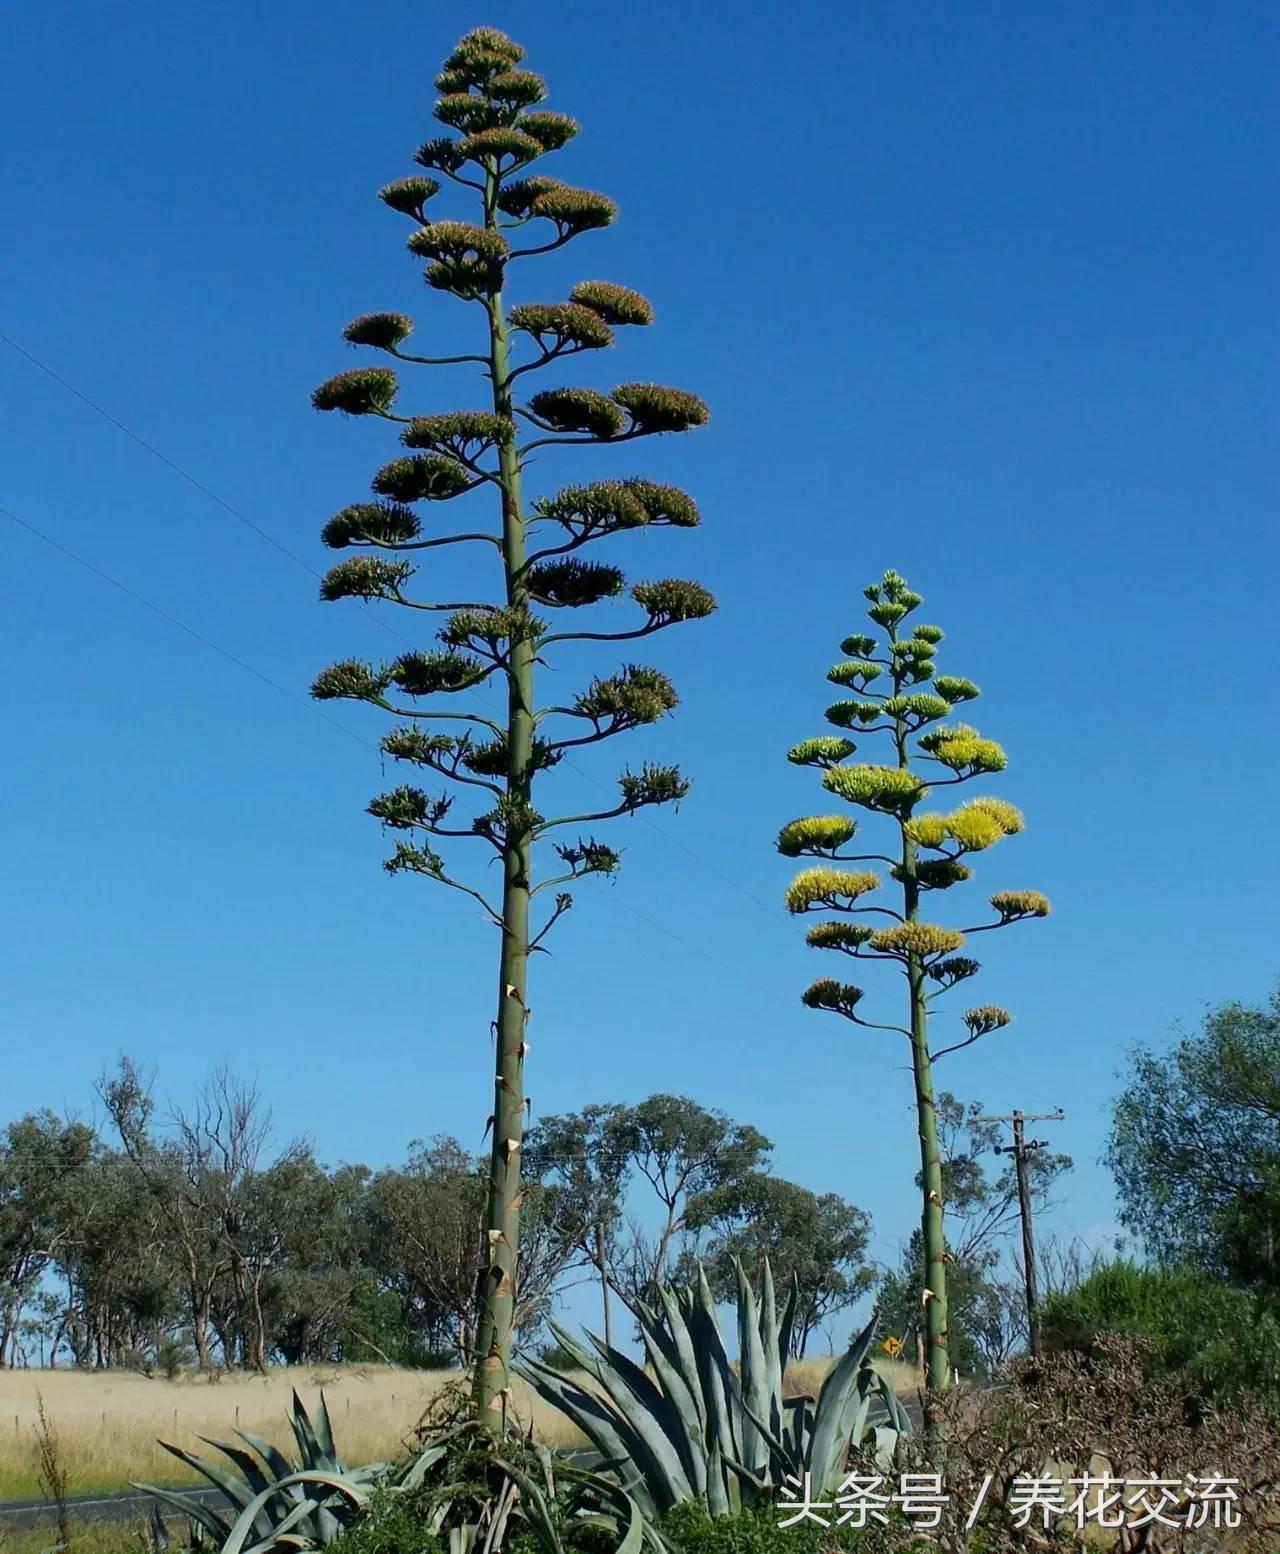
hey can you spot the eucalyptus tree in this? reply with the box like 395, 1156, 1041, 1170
309, 27, 711, 1426
779, 570, 1048, 1426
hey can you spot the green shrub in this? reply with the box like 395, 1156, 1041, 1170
660, 1503, 929, 1554
1040, 1259, 1280, 1400
336, 1487, 448, 1554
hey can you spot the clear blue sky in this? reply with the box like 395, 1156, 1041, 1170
3, 0, 1277, 1340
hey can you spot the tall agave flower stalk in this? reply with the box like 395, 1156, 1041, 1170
780, 571, 1048, 1437
310, 27, 712, 1431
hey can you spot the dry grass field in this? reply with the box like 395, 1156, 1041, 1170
0, 1355, 921, 1501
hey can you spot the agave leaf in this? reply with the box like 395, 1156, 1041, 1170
194, 1437, 276, 1502
542, 1319, 694, 1504
515, 1358, 662, 1520
635, 1324, 708, 1499
236, 1430, 296, 1484
807, 1311, 880, 1491
155, 1443, 263, 1515
700, 1439, 729, 1519
758, 1259, 784, 1441
720, 1454, 769, 1499
734, 1260, 770, 1476
776, 1271, 800, 1384
622, 1287, 683, 1379
605, 1481, 645, 1554
132, 1485, 232, 1545
288, 1393, 325, 1471
654, 1284, 707, 1434
875, 1372, 913, 1436
684, 1277, 739, 1467
723, 1368, 794, 1472
312, 1394, 340, 1471
221, 1472, 370, 1554
236, 1497, 326, 1554
397, 1441, 449, 1492
498, 1465, 564, 1554
782, 1396, 813, 1469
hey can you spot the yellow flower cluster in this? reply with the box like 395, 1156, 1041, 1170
801, 979, 865, 1015
784, 868, 881, 914
868, 923, 966, 957
776, 815, 859, 857
990, 890, 1052, 921
822, 764, 925, 813
931, 733, 1008, 775
960, 796, 1024, 835
805, 921, 875, 951
963, 1005, 1013, 1035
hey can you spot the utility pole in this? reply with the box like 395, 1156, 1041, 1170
976, 1107, 1064, 1359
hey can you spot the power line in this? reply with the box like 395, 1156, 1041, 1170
0, 497, 790, 1011
0, 331, 322, 581
1, 328, 788, 929
0, 502, 371, 751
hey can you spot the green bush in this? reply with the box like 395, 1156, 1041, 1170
335, 1487, 448, 1554
1040, 1259, 1280, 1400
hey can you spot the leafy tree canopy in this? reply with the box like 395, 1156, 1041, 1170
1108, 988, 1280, 1289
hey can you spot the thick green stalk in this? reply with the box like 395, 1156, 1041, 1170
472, 163, 534, 1431
891, 638, 949, 1427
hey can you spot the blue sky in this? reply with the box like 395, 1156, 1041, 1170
3, 0, 1277, 1343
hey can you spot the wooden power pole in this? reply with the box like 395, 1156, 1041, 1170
976, 1107, 1064, 1358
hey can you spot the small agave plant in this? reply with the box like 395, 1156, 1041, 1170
136, 1390, 420, 1554
516, 1259, 910, 1519
140, 1392, 659, 1554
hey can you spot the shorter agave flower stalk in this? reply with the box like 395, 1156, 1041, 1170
781, 570, 1050, 1436
516, 1257, 909, 1520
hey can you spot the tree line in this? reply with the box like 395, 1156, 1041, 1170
9, 974, 1269, 1380
0, 1063, 875, 1372
0, 1057, 1066, 1375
